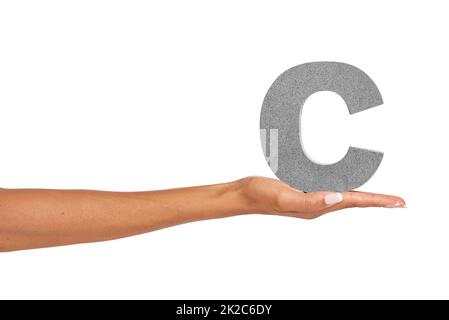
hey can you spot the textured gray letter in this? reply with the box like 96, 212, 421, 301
260, 61, 383, 192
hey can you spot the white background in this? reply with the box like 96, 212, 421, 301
0, 1, 447, 299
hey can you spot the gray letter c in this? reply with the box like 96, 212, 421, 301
260, 61, 383, 192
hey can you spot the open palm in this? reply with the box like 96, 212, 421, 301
239, 176, 405, 219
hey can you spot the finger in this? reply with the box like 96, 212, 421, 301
301, 191, 344, 213
311, 191, 406, 217
341, 191, 406, 208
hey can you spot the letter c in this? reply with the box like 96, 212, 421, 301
260, 61, 383, 192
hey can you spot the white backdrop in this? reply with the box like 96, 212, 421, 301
0, 1, 447, 299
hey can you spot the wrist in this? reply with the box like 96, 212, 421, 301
216, 180, 254, 217
228, 178, 259, 214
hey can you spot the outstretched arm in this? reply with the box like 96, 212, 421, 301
0, 177, 405, 252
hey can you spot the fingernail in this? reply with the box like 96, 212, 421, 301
324, 192, 343, 205
385, 202, 406, 208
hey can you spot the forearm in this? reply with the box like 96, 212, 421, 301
0, 181, 249, 252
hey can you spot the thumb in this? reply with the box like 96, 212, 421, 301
303, 191, 343, 212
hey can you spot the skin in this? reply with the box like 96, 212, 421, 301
0, 176, 405, 252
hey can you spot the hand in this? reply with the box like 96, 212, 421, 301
238, 176, 406, 219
